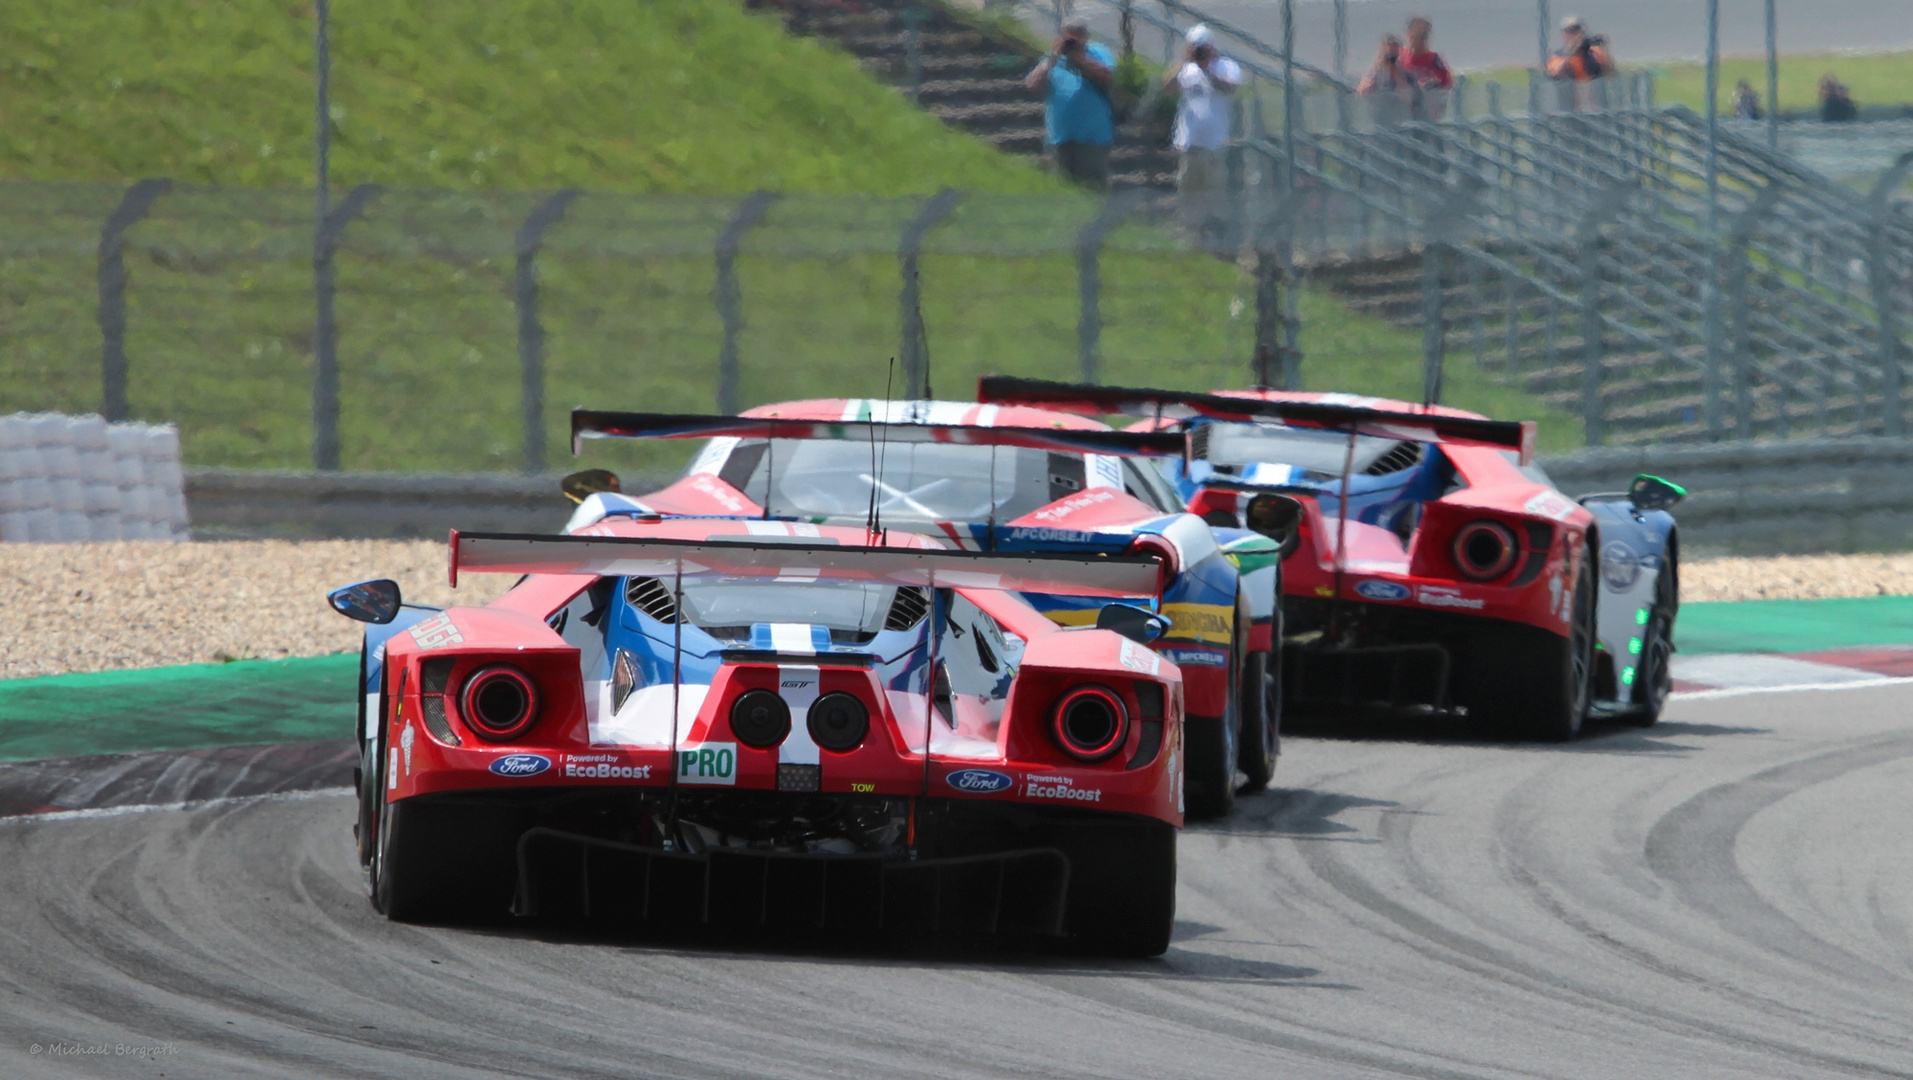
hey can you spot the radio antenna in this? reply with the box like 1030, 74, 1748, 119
870, 358, 896, 541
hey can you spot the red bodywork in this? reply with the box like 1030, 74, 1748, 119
1152, 391, 1594, 639
378, 518, 1185, 828
581, 398, 1241, 722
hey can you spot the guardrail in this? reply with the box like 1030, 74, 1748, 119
1543, 435, 1913, 556
177, 437, 1913, 555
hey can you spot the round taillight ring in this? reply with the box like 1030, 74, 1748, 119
1452, 519, 1519, 581
730, 689, 791, 749
1051, 685, 1129, 763
459, 664, 540, 742
808, 692, 870, 752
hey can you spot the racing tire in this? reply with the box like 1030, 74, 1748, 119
1183, 625, 1241, 820
375, 797, 525, 924
1236, 650, 1280, 793
1464, 554, 1596, 742
1625, 547, 1679, 727
1056, 817, 1177, 958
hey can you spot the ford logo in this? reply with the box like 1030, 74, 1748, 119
489, 753, 552, 778
945, 768, 1014, 794
1354, 579, 1411, 602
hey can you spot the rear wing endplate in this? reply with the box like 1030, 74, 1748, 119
450, 530, 1163, 599
975, 376, 1536, 464
570, 410, 1185, 459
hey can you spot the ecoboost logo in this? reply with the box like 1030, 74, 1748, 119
676, 742, 737, 786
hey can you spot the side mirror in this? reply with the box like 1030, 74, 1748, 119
327, 579, 402, 624
562, 468, 622, 505
1244, 493, 1304, 559
1096, 603, 1171, 645
1628, 474, 1685, 513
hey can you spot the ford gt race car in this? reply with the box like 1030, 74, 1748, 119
559, 401, 1284, 819
328, 521, 1185, 956
976, 379, 1685, 741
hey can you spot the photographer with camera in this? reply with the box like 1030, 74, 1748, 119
1026, 19, 1116, 190
1545, 16, 1614, 112
1160, 24, 1241, 239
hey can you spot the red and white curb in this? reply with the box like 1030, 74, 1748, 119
1671, 647, 1913, 699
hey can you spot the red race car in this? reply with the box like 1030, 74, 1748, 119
977, 378, 1670, 741
328, 517, 1186, 955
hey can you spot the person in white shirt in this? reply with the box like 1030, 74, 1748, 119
1160, 25, 1242, 239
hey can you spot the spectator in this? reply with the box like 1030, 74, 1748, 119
1400, 16, 1453, 119
1357, 34, 1411, 96
1819, 74, 1858, 123
1733, 80, 1762, 120
1026, 20, 1117, 190
1161, 24, 1242, 238
1546, 16, 1614, 111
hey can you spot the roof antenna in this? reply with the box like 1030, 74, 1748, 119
870, 358, 896, 542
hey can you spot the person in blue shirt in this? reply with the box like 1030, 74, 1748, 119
1025, 20, 1116, 191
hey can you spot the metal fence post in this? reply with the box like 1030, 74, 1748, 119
1726, 185, 1784, 440
898, 188, 963, 399
713, 191, 781, 415
1867, 153, 1913, 437
95, 178, 171, 422
311, 183, 381, 471
1578, 184, 1632, 447
1421, 242, 1446, 405
1076, 190, 1148, 385
514, 189, 580, 473
1250, 195, 1295, 389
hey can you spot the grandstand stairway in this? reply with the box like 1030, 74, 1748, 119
751, 0, 1178, 190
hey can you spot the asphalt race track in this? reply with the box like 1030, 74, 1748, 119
4, 682, 1911, 1079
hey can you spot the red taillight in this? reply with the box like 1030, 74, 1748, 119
459, 664, 540, 742
1452, 519, 1519, 581
1050, 685, 1129, 763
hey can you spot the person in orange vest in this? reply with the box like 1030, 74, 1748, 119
1546, 16, 1612, 83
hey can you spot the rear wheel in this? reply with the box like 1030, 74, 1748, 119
1465, 554, 1596, 741
1626, 549, 1679, 727
1236, 650, 1280, 792
376, 796, 525, 924
1056, 818, 1176, 958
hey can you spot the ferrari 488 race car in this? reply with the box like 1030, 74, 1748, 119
976, 379, 1685, 741
328, 521, 1186, 955
559, 400, 1285, 818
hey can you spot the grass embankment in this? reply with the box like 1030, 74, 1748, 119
0, 0, 1581, 476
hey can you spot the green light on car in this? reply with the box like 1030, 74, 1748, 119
1629, 636, 1642, 655
1622, 666, 1635, 686
1635, 608, 1649, 626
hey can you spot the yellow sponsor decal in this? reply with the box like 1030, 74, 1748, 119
1159, 602, 1234, 645
1043, 603, 1234, 645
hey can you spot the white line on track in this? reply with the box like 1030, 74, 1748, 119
1672, 676, 1913, 701
0, 785, 352, 825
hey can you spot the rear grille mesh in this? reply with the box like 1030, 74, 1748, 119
626, 577, 681, 623
1364, 441, 1423, 475
885, 586, 929, 630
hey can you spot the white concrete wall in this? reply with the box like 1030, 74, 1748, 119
0, 413, 189, 542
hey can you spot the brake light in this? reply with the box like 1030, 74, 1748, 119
458, 664, 541, 741
1050, 685, 1130, 763
1452, 519, 1519, 581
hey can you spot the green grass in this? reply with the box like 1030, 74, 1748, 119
0, 0, 1055, 194
0, 0, 1581, 474
1471, 50, 1913, 116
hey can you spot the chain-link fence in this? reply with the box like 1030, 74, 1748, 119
2, 184, 1287, 476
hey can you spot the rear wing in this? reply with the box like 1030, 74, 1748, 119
975, 376, 1536, 464
570, 409, 1185, 459
450, 530, 1163, 599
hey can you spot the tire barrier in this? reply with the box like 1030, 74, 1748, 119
0, 413, 188, 543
